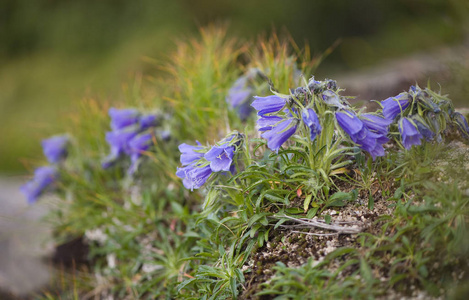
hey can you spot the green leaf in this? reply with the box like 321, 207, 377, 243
306, 207, 319, 219
324, 214, 331, 224
285, 207, 303, 214
303, 194, 313, 213
368, 191, 374, 210
360, 257, 373, 284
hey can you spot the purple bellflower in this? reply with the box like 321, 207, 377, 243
257, 115, 283, 131
204, 145, 235, 172
336, 110, 366, 141
177, 140, 212, 191
251, 95, 286, 116
452, 112, 469, 139
302, 108, 322, 141
414, 119, 435, 141
179, 141, 204, 166
20, 166, 57, 204
360, 114, 391, 135
102, 129, 139, 168
176, 163, 212, 191
336, 110, 386, 159
381, 94, 411, 121
109, 108, 140, 130
227, 73, 257, 120
398, 117, 423, 150
260, 118, 298, 153
227, 77, 252, 108
42, 135, 68, 164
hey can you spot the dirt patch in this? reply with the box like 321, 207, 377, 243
241, 186, 396, 299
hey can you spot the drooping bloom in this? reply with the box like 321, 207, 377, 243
414, 119, 435, 141
42, 135, 68, 164
398, 117, 423, 150
204, 145, 235, 172
251, 95, 286, 116
179, 141, 204, 166
381, 94, 411, 121
20, 166, 57, 204
176, 163, 212, 191
360, 114, 391, 135
109, 108, 140, 130
227, 77, 252, 108
452, 112, 469, 139
261, 118, 298, 153
336, 110, 366, 141
336, 110, 386, 159
302, 108, 322, 141
127, 133, 153, 174
257, 115, 283, 131
102, 128, 139, 168
226, 70, 259, 120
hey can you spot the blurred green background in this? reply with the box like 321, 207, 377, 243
1, 0, 468, 174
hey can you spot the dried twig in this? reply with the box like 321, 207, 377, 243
275, 214, 362, 235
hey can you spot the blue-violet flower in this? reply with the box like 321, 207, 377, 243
398, 117, 423, 150
381, 94, 410, 121
260, 118, 298, 152
301, 108, 322, 141
20, 166, 57, 204
42, 135, 68, 164
251, 95, 286, 116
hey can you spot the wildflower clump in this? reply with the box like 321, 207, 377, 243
19, 30, 469, 299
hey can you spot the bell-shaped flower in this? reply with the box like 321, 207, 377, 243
398, 117, 423, 150
302, 108, 322, 141
204, 145, 235, 172
452, 112, 469, 139
102, 128, 138, 168
176, 163, 212, 191
227, 77, 252, 108
414, 119, 435, 141
261, 118, 298, 153
42, 135, 68, 164
178, 141, 204, 166
20, 166, 57, 204
336, 110, 387, 159
381, 94, 410, 121
257, 116, 283, 131
251, 95, 286, 116
109, 108, 140, 130
336, 110, 366, 142
360, 114, 391, 135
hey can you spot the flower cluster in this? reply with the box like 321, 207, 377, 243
102, 108, 168, 174
381, 85, 469, 149
21, 135, 69, 204
176, 133, 242, 190
251, 84, 324, 153
251, 77, 356, 153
